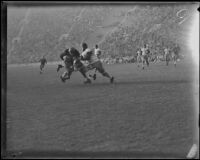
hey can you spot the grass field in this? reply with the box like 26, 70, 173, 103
6, 60, 198, 158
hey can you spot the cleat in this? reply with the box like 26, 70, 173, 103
89, 74, 96, 80
110, 76, 114, 83
60, 76, 66, 83
84, 79, 92, 84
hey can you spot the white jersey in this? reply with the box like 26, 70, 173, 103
137, 50, 142, 56
81, 48, 99, 63
94, 48, 101, 58
141, 47, 149, 56
164, 48, 170, 55
141, 48, 146, 56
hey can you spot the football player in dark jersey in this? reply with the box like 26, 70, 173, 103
59, 47, 91, 84
39, 55, 47, 74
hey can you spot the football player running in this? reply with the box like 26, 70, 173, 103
141, 44, 150, 69
59, 47, 91, 84
171, 44, 180, 67
164, 47, 170, 66
136, 48, 142, 67
89, 44, 102, 80
59, 48, 74, 81
80, 42, 114, 83
39, 55, 47, 74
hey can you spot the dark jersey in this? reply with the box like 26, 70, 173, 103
60, 49, 71, 60
69, 47, 81, 59
39, 58, 47, 65
173, 46, 180, 55
60, 49, 73, 65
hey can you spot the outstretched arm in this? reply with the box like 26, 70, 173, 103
60, 52, 65, 61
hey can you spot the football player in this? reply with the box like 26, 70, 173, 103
39, 55, 47, 74
172, 44, 180, 67
59, 47, 91, 84
141, 44, 150, 69
164, 47, 171, 66
69, 47, 92, 84
89, 44, 102, 80
136, 48, 142, 67
80, 42, 114, 83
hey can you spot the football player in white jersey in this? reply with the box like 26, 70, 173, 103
141, 44, 150, 69
81, 42, 114, 83
136, 48, 142, 67
94, 44, 102, 59
164, 47, 170, 66
59, 47, 92, 84
89, 44, 102, 80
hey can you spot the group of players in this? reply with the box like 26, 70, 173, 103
39, 42, 180, 84
39, 42, 114, 84
136, 44, 180, 69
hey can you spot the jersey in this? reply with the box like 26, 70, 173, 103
141, 47, 150, 56
60, 49, 73, 65
81, 48, 99, 63
164, 48, 170, 56
173, 46, 180, 55
94, 48, 101, 58
39, 58, 47, 65
69, 47, 81, 59
137, 50, 142, 56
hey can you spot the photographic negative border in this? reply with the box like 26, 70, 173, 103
1, 1, 7, 159
2, 1, 199, 159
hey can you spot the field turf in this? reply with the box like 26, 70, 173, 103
6, 60, 198, 158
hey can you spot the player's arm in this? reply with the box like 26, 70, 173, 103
80, 55, 87, 61
60, 52, 66, 61
80, 50, 92, 61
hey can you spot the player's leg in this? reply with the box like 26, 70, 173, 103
141, 56, 145, 69
174, 55, 177, 67
60, 70, 70, 82
73, 59, 91, 84
93, 69, 97, 80
57, 64, 64, 72
79, 67, 92, 84
60, 64, 73, 82
40, 64, 44, 74
89, 68, 97, 80
165, 55, 168, 66
137, 56, 140, 67
95, 61, 114, 83
146, 56, 149, 67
